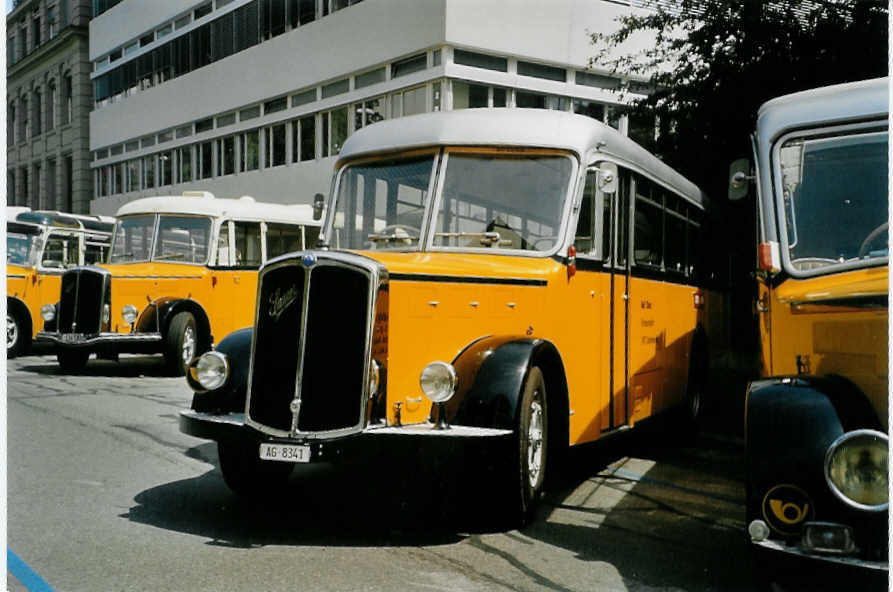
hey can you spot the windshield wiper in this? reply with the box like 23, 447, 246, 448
434, 231, 512, 247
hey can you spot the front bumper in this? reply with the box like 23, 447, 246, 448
37, 330, 163, 353
179, 409, 513, 459
752, 537, 888, 572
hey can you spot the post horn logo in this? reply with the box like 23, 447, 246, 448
761, 484, 815, 535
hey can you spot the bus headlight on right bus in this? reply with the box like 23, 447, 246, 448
825, 429, 888, 510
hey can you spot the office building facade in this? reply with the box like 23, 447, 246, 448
7, 0, 93, 213
88, 0, 654, 215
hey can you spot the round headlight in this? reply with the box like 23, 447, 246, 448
41, 304, 55, 322
191, 351, 229, 391
121, 304, 138, 325
825, 429, 888, 510
419, 361, 457, 404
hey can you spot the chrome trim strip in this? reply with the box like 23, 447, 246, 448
389, 273, 546, 286
111, 275, 204, 280
6, 275, 26, 279
752, 538, 889, 571
363, 423, 512, 437
37, 331, 163, 345
291, 261, 313, 436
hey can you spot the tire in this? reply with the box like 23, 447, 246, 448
515, 366, 548, 527
57, 350, 90, 373
217, 439, 294, 498
165, 312, 198, 376
7, 310, 28, 359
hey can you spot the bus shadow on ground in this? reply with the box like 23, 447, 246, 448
17, 354, 174, 378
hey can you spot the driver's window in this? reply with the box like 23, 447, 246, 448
573, 169, 607, 260
42, 234, 80, 268
234, 221, 263, 266
216, 221, 232, 266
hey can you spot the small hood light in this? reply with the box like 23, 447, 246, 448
748, 520, 770, 542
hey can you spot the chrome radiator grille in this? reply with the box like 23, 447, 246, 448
58, 268, 109, 334
246, 253, 379, 438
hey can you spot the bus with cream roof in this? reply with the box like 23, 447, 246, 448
39, 191, 322, 374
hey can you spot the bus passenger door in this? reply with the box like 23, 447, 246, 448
609, 168, 631, 430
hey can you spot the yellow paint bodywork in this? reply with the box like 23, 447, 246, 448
360, 251, 701, 446
7, 264, 62, 338
100, 262, 259, 343
762, 266, 888, 429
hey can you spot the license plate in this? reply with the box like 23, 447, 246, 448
259, 443, 311, 463
61, 333, 85, 344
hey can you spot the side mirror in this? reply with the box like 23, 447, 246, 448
597, 162, 618, 195
728, 159, 753, 201
312, 193, 325, 221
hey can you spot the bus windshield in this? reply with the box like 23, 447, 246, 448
778, 130, 888, 272
7, 228, 39, 267
327, 150, 573, 253
110, 215, 156, 263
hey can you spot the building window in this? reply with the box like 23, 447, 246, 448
355, 67, 385, 90
199, 141, 214, 179
21, 95, 29, 140
292, 0, 316, 26
21, 167, 29, 206
111, 162, 123, 195
264, 96, 288, 115
126, 159, 140, 191
8, 171, 16, 206
46, 81, 56, 131
32, 12, 41, 48
454, 49, 507, 72
8, 103, 15, 145
47, 159, 57, 207
391, 85, 426, 118
292, 114, 316, 163
516, 91, 567, 111
160, 151, 173, 185
62, 73, 72, 125
97, 166, 108, 198
194, 2, 212, 19
175, 125, 193, 139
265, 124, 286, 168
196, 118, 214, 133
321, 107, 348, 157
8, 35, 15, 66
321, 78, 349, 99
240, 105, 261, 121
217, 112, 236, 127
353, 96, 384, 130
32, 89, 42, 136
391, 53, 426, 78
576, 71, 620, 90
217, 136, 235, 175
261, 0, 287, 40
143, 155, 155, 188
517, 61, 566, 82
177, 147, 193, 183
573, 99, 605, 121
241, 130, 260, 171
33, 164, 42, 207
453, 81, 488, 109
291, 88, 316, 108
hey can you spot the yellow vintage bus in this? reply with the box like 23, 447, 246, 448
731, 78, 888, 580
7, 209, 115, 357
180, 109, 716, 523
39, 191, 322, 374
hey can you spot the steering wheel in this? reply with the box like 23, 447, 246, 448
857, 222, 888, 258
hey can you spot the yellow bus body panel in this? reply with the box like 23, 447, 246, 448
767, 266, 888, 430
7, 264, 62, 338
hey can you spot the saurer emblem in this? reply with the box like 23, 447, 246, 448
268, 286, 298, 322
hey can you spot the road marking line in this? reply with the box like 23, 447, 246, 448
7, 549, 56, 592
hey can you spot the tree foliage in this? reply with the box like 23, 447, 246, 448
593, 0, 888, 196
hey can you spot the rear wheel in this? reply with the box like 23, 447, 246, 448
515, 366, 548, 527
165, 312, 197, 376
217, 439, 294, 498
57, 350, 90, 373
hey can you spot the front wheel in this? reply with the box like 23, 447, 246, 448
515, 366, 548, 526
57, 350, 90, 373
217, 439, 294, 498
165, 312, 198, 376
7, 310, 28, 358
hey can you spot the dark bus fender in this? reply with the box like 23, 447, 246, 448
135, 297, 213, 350
188, 327, 253, 414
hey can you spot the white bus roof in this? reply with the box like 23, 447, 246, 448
337, 108, 706, 207
757, 77, 888, 145
115, 192, 320, 225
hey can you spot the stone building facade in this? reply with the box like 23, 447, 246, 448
7, 0, 93, 214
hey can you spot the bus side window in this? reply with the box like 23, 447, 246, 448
266, 223, 302, 260
664, 194, 687, 275
234, 222, 262, 267
633, 176, 663, 268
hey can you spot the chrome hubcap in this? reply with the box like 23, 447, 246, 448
7, 314, 18, 350
527, 395, 544, 488
181, 325, 196, 363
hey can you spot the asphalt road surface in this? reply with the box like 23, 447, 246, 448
7, 353, 759, 592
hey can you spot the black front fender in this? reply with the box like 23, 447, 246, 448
188, 327, 253, 413
440, 336, 568, 436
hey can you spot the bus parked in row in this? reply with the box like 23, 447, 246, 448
39, 192, 322, 375
180, 109, 727, 524
730, 78, 887, 582
7, 208, 115, 357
